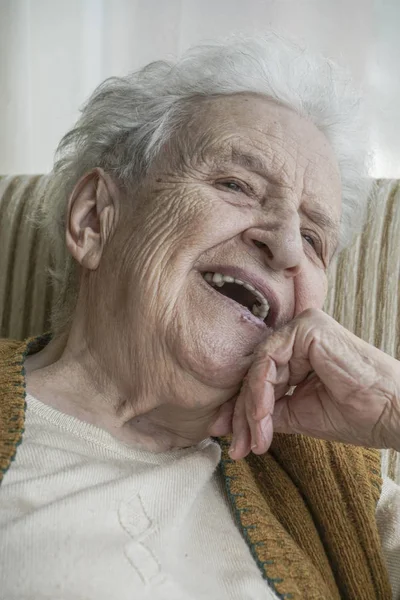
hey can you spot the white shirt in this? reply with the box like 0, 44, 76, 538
0, 394, 399, 599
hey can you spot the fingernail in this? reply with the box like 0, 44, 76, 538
249, 421, 258, 451
229, 435, 237, 455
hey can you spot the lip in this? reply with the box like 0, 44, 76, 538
198, 265, 280, 329
198, 273, 269, 332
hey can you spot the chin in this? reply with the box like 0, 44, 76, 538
175, 317, 266, 390
170, 270, 278, 388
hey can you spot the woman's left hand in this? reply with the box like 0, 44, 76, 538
224, 309, 400, 460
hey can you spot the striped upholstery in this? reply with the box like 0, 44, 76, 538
325, 180, 400, 359
0, 175, 56, 340
0, 174, 399, 479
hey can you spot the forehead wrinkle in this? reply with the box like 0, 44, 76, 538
229, 147, 283, 186
198, 138, 292, 189
183, 111, 340, 222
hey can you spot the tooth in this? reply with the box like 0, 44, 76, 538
243, 282, 256, 292
257, 294, 269, 307
254, 290, 267, 304
262, 306, 270, 318
208, 271, 271, 317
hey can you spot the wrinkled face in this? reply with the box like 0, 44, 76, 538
103, 94, 341, 394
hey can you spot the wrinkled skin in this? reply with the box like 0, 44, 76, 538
25, 93, 400, 455
225, 309, 400, 459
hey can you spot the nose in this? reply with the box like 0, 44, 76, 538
243, 215, 304, 277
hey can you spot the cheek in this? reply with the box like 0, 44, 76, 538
294, 266, 327, 315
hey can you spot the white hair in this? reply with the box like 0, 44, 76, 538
41, 33, 372, 332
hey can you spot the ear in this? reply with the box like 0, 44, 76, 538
66, 168, 119, 270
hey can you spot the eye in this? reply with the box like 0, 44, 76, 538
301, 231, 324, 259
302, 233, 316, 249
218, 180, 247, 194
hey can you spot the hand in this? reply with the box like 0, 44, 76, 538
226, 309, 400, 460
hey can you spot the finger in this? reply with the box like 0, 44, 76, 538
239, 363, 275, 454
272, 396, 294, 435
245, 355, 277, 422
253, 320, 313, 389
208, 397, 236, 436
273, 374, 320, 435
251, 413, 274, 455
229, 394, 251, 460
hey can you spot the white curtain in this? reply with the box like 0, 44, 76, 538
1, 0, 399, 177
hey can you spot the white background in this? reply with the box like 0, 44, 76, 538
0, 0, 399, 177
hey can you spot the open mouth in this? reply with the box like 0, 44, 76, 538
202, 271, 271, 323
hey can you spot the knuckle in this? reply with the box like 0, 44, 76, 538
253, 345, 271, 363
299, 307, 325, 321
253, 330, 289, 361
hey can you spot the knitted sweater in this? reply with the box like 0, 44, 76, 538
0, 336, 395, 599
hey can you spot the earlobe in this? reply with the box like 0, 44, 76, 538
66, 169, 117, 270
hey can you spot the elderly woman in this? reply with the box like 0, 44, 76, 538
0, 35, 399, 600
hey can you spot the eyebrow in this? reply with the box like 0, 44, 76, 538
230, 149, 269, 173
227, 148, 281, 185
303, 206, 339, 234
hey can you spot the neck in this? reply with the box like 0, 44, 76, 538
24, 330, 231, 452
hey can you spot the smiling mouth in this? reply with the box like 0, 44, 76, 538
202, 272, 270, 322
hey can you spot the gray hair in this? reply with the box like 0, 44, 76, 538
41, 33, 372, 333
